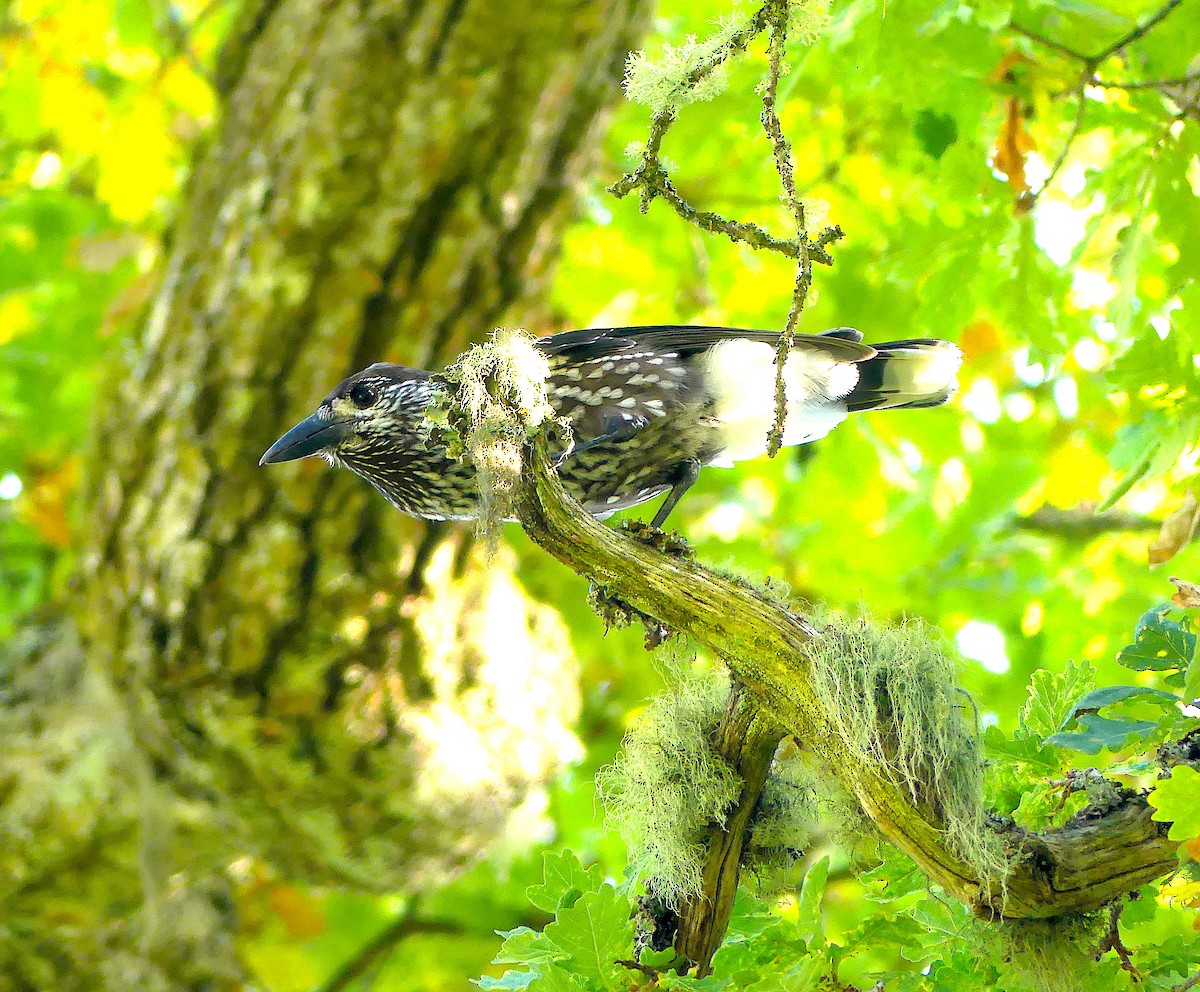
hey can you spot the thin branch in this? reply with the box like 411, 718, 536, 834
1037, 80, 1089, 197
1011, 0, 1184, 69
1008, 22, 1088, 62
1171, 972, 1200, 992
1094, 0, 1183, 63
759, 1, 810, 458
1094, 901, 1142, 980
1010, 0, 1190, 202
1013, 505, 1162, 538
624, 163, 837, 263
1093, 71, 1200, 91
314, 907, 461, 992
609, 2, 842, 265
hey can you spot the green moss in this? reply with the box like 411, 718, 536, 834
806, 609, 1009, 890
597, 666, 740, 905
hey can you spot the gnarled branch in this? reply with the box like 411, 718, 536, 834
512, 430, 1179, 925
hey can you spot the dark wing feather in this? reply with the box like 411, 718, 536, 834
537, 325, 876, 363
539, 325, 877, 455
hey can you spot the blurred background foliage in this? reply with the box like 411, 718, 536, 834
1, 0, 1198, 987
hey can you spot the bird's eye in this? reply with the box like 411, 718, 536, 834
348, 383, 377, 409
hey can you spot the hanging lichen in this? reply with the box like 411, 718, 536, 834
430, 328, 561, 542
805, 609, 1010, 891
596, 665, 741, 904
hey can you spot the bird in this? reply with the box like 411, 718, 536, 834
260, 325, 962, 528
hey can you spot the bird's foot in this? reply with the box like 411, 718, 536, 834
617, 519, 693, 559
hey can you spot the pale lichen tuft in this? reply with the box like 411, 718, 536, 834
623, 16, 749, 115
435, 328, 560, 542
806, 610, 1010, 890
597, 667, 740, 905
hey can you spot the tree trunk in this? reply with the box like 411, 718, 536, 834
0, 0, 645, 986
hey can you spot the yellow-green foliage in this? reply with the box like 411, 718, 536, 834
597, 668, 740, 905
439, 328, 557, 539
806, 611, 1009, 889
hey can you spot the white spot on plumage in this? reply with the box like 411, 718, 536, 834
618, 397, 637, 408
903, 343, 962, 392
702, 340, 859, 465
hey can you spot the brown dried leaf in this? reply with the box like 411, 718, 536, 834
1149, 491, 1200, 567
266, 883, 326, 939
992, 97, 1036, 196
1169, 576, 1200, 609
18, 457, 79, 549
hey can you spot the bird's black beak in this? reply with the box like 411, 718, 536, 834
260, 412, 353, 465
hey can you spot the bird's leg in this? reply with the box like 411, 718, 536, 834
650, 459, 701, 529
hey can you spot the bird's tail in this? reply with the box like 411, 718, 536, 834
844, 339, 963, 412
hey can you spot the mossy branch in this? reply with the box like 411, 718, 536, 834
673, 683, 784, 978
511, 427, 1180, 923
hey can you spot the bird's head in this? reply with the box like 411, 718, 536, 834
259, 363, 438, 471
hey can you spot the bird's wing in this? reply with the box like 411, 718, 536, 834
543, 334, 692, 449
537, 325, 877, 363
539, 326, 878, 453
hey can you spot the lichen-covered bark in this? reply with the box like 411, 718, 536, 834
512, 432, 1181, 926
0, 1, 645, 987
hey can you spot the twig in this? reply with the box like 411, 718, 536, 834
759, 1, 809, 458
1171, 972, 1200, 992
1038, 81, 1089, 198
1010, 0, 1187, 199
1012, 505, 1162, 538
1012, 0, 1184, 69
1093, 0, 1183, 64
1008, 23, 1088, 63
1093, 71, 1200, 91
612, 1, 843, 456
314, 906, 460, 992
1093, 901, 1142, 981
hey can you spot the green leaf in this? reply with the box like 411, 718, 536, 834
744, 954, 828, 992
493, 928, 559, 967
794, 855, 828, 946
475, 971, 537, 991
858, 854, 926, 903
1147, 766, 1200, 841
722, 891, 781, 943
1071, 685, 1179, 712
527, 851, 602, 913
1045, 714, 1157, 755
1022, 659, 1095, 738
528, 965, 591, 992
1117, 605, 1197, 673
982, 725, 1060, 771
913, 110, 958, 159
543, 886, 634, 989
